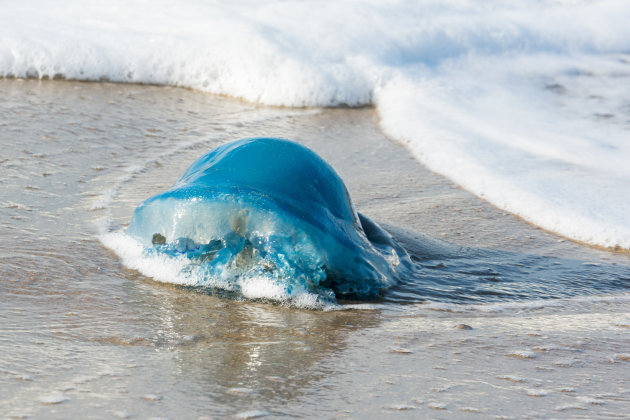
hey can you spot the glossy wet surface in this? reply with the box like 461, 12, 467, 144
2, 79, 630, 418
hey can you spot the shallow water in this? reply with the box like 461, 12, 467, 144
2, 79, 630, 418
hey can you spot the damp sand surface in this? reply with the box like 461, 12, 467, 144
2, 79, 630, 418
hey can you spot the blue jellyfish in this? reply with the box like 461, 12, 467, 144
126, 138, 410, 302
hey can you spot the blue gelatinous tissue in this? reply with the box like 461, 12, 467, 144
127, 138, 410, 302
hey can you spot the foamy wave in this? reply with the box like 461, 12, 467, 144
5, 0, 630, 249
2, 1, 628, 105
376, 60, 630, 250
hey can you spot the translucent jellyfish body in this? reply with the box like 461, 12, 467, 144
126, 138, 410, 302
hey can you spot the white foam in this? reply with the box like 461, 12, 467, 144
100, 232, 197, 286
5, 0, 630, 248
99, 231, 339, 309
238, 275, 330, 310
377, 58, 630, 249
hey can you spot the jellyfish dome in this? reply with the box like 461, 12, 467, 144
125, 138, 410, 303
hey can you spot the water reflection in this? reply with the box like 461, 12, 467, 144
116, 277, 381, 409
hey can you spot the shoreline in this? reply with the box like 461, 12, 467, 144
2, 78, 630, 418
2, 77, 628, 262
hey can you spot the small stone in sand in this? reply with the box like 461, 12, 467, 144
428, 402, 447, 410
390, 347, 413, 354
235, 410, 269, 419
227, 387, 255, 395
39, 394, 68, 405
384, 404, 416, 411
506, 350, 537, 359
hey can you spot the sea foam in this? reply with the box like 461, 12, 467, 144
3, 0, 629, 248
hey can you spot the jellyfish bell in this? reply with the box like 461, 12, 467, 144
126, 137, 411, 302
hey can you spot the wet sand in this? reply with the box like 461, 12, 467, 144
1, 79, 629, 418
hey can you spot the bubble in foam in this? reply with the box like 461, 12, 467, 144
117, 138, 412, 305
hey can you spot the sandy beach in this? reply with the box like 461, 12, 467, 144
2, 79, 630, 418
